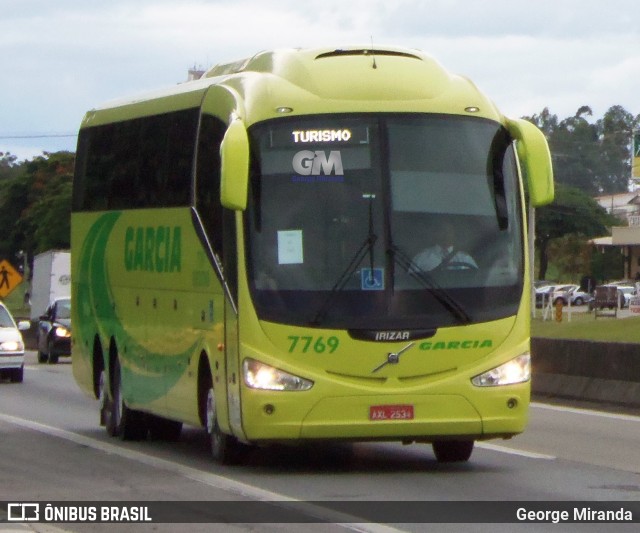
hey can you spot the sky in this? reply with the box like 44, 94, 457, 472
1, 0, 639, 161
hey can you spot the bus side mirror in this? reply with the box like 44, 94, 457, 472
220, 118, 249, 210
507, 118, 554, 207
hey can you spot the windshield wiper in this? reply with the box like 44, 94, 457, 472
311, 194, 378, 326
388, 244, 471, 324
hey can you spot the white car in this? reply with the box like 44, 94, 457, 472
552, 284, 591, 306
0, 302, 30, 383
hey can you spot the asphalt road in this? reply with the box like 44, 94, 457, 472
1, 351, 639, 532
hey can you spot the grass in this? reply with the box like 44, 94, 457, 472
2, 283, 30, 320
532, 312, 640, 343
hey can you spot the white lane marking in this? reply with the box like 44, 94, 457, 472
475, 441, 555, 460
532, 401, 640, 422
0, 413, 403, 533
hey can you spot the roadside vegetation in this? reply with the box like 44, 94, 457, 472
532, 313, 640, 343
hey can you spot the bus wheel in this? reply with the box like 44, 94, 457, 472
432, 440, 474, 462
205, 386, 245, 465
98, 369, 109, 426
105, 357, 147, 441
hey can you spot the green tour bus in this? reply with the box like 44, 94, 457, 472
71, 45, 553, 464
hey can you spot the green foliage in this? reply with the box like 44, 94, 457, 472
532, 314, 640, 343
534, 183, 616, 279
0, 152, 21, 181
524, 105, 640, 280
589, 246, 625, 283
525, 105, 640, 195
0, 151, 74, 273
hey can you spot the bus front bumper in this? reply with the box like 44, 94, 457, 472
241, 388, 529, 443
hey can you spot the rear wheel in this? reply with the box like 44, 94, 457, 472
432, 440, 474, 463
98, 369, 109, 426
105, 356, 147, 440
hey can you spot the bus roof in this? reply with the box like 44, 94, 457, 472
80, 45, 504, 129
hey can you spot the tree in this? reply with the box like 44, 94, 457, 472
596, 105, 637, 193
535, 183, 615, 279
0, 151, 74, 272
0, 152, 22, 181
524, 105, 640, 195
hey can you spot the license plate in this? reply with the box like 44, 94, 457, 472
369, 404, 414, 421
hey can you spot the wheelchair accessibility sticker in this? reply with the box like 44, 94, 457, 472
361, 268, 384, 290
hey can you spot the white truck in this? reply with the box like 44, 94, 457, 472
29, 250, 71, 321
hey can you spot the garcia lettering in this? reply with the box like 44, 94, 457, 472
124, 226, 181, 273
419, 339, 493, 350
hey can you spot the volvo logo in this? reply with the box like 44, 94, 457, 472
371, 342, 415, 373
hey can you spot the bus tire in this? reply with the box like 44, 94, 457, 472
105, 356, 147, 441
205, 385, 246, 465
98, 369, 108, 426
432, 440, 474, 462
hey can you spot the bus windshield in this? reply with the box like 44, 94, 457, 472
245, 114, 523, 330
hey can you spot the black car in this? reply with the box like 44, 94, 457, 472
37, 297, 71, 364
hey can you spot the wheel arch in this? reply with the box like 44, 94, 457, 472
91, 335, 104, 399
197, 350, 213, 427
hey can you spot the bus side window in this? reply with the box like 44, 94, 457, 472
195, 114, 227, 258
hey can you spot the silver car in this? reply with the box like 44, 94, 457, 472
0, 303, 30, 383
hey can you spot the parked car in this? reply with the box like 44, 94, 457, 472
535, 283, 558, 308
37, 296, 71, 364
0, 302, 30, 383
614, 285, 635, 308
587, 284, 635, 310
552, 284, 591, 306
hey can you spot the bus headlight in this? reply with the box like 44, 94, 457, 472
243, 358, 313, 391
471, 353, 531, 387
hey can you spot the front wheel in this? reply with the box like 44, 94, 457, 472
432, 440, 474, 463
205, 386, 247, 464
47, 339, 58, 364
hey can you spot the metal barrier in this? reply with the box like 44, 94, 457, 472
593, 286, 618, 318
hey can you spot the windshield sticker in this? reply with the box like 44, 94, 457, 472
361, 268, 384, 290
277, 230, 304, 264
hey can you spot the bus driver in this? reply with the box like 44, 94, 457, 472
411, 221, 478, 272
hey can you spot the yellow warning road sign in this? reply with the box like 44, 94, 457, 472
0, 259, 23, 298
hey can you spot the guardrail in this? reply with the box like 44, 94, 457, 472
531, 337, 640, 407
